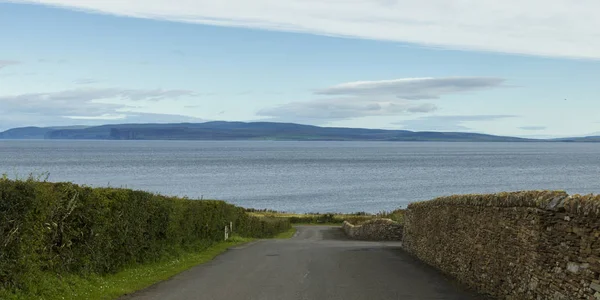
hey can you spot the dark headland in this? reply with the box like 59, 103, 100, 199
0, 121, 598, 142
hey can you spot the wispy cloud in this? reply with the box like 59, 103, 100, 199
316, 77, 505, 99
1, 88, 195, 103
0, 113, 205, 131
519, 126, 547, 131
259, 77, 501, 122
0, 88, 200, 129
63, 114, 127, 120
0, 60, 20, 70
11, 0, 600, 59
258, 97, 437, 121
74, 78, 100, 85
62, 113, 204, 122
395, 115, 517, 131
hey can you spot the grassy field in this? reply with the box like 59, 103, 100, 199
247, 211, 371, 224
247, 209, 405, 225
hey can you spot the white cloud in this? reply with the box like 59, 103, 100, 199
0, 88, 196, 105
0, 113, 206, 131
258, 97, 437, 121
316, 77, 505, 99
9, 0, 600, 59
395, 115, 517, 131
258, 77, 502, 122
114, 112, 205, 123
64, 114, 127, 120
62, 112, 204, 123
0, 88, 200, 129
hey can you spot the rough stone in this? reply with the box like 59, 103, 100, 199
342, 218, 403, 241
568, 262, 581, 274
402, 191, 600, 300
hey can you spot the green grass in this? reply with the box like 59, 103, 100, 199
247, 209, 406, 226
247, 211, 375, 225
273, 227, 297, 239
0, 236, 253, 300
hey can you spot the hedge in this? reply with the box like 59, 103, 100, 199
0, 178, 290, 291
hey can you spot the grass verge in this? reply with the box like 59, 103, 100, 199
0, 236, 253, 300
273, 227, 297, 239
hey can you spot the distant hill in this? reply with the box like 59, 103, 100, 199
0, 121, 550, 142
0, 126, 89, 139
0, 127, 54, 139
551, 136, 600, 142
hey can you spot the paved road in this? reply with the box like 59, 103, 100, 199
122, 226, 485, 300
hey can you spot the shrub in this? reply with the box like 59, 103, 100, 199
0, 178, 289, 292
377, 209, 405, 224
288, 213, 340, 224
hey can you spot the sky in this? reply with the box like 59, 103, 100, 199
0, 0, 599, 137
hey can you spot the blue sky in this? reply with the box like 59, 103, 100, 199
1, 0, 599, 137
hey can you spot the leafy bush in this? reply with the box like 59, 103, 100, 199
377, 209, 405, 224
0, 178, 289, 292
288, 213, 339, 224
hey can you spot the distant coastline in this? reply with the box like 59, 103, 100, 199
1, 121, 598, 142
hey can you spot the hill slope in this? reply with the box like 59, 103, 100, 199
552, 136, 600, 142
0, 126, 89, 139
0, 121, 535, 142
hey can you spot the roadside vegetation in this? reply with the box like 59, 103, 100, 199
0, 236, 253, 300
0, 176, 290, 299
0, 175, 404, 299
246, 208, 405, 225
273, 227, 297, 239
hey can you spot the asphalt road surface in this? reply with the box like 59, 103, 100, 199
122, 226, 486, 300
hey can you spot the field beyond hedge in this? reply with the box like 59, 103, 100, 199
0, 177, 290, 298
246, 209, 405, 225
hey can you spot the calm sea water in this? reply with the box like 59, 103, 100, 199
1, 140, 599, 213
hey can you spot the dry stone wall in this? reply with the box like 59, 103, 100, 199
342, 218, 403, 241
403, 191, 600, 300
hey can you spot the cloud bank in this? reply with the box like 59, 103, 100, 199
0, 88, 201, 130
316, 77, 505, 99
258, 97, 438, 121
9, 0, 600, 59
259, 77, 501, 122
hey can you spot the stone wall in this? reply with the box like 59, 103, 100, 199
342, 218, 403, 241
402, 191, 600, 299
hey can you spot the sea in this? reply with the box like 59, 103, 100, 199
1, 140, 599, 213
